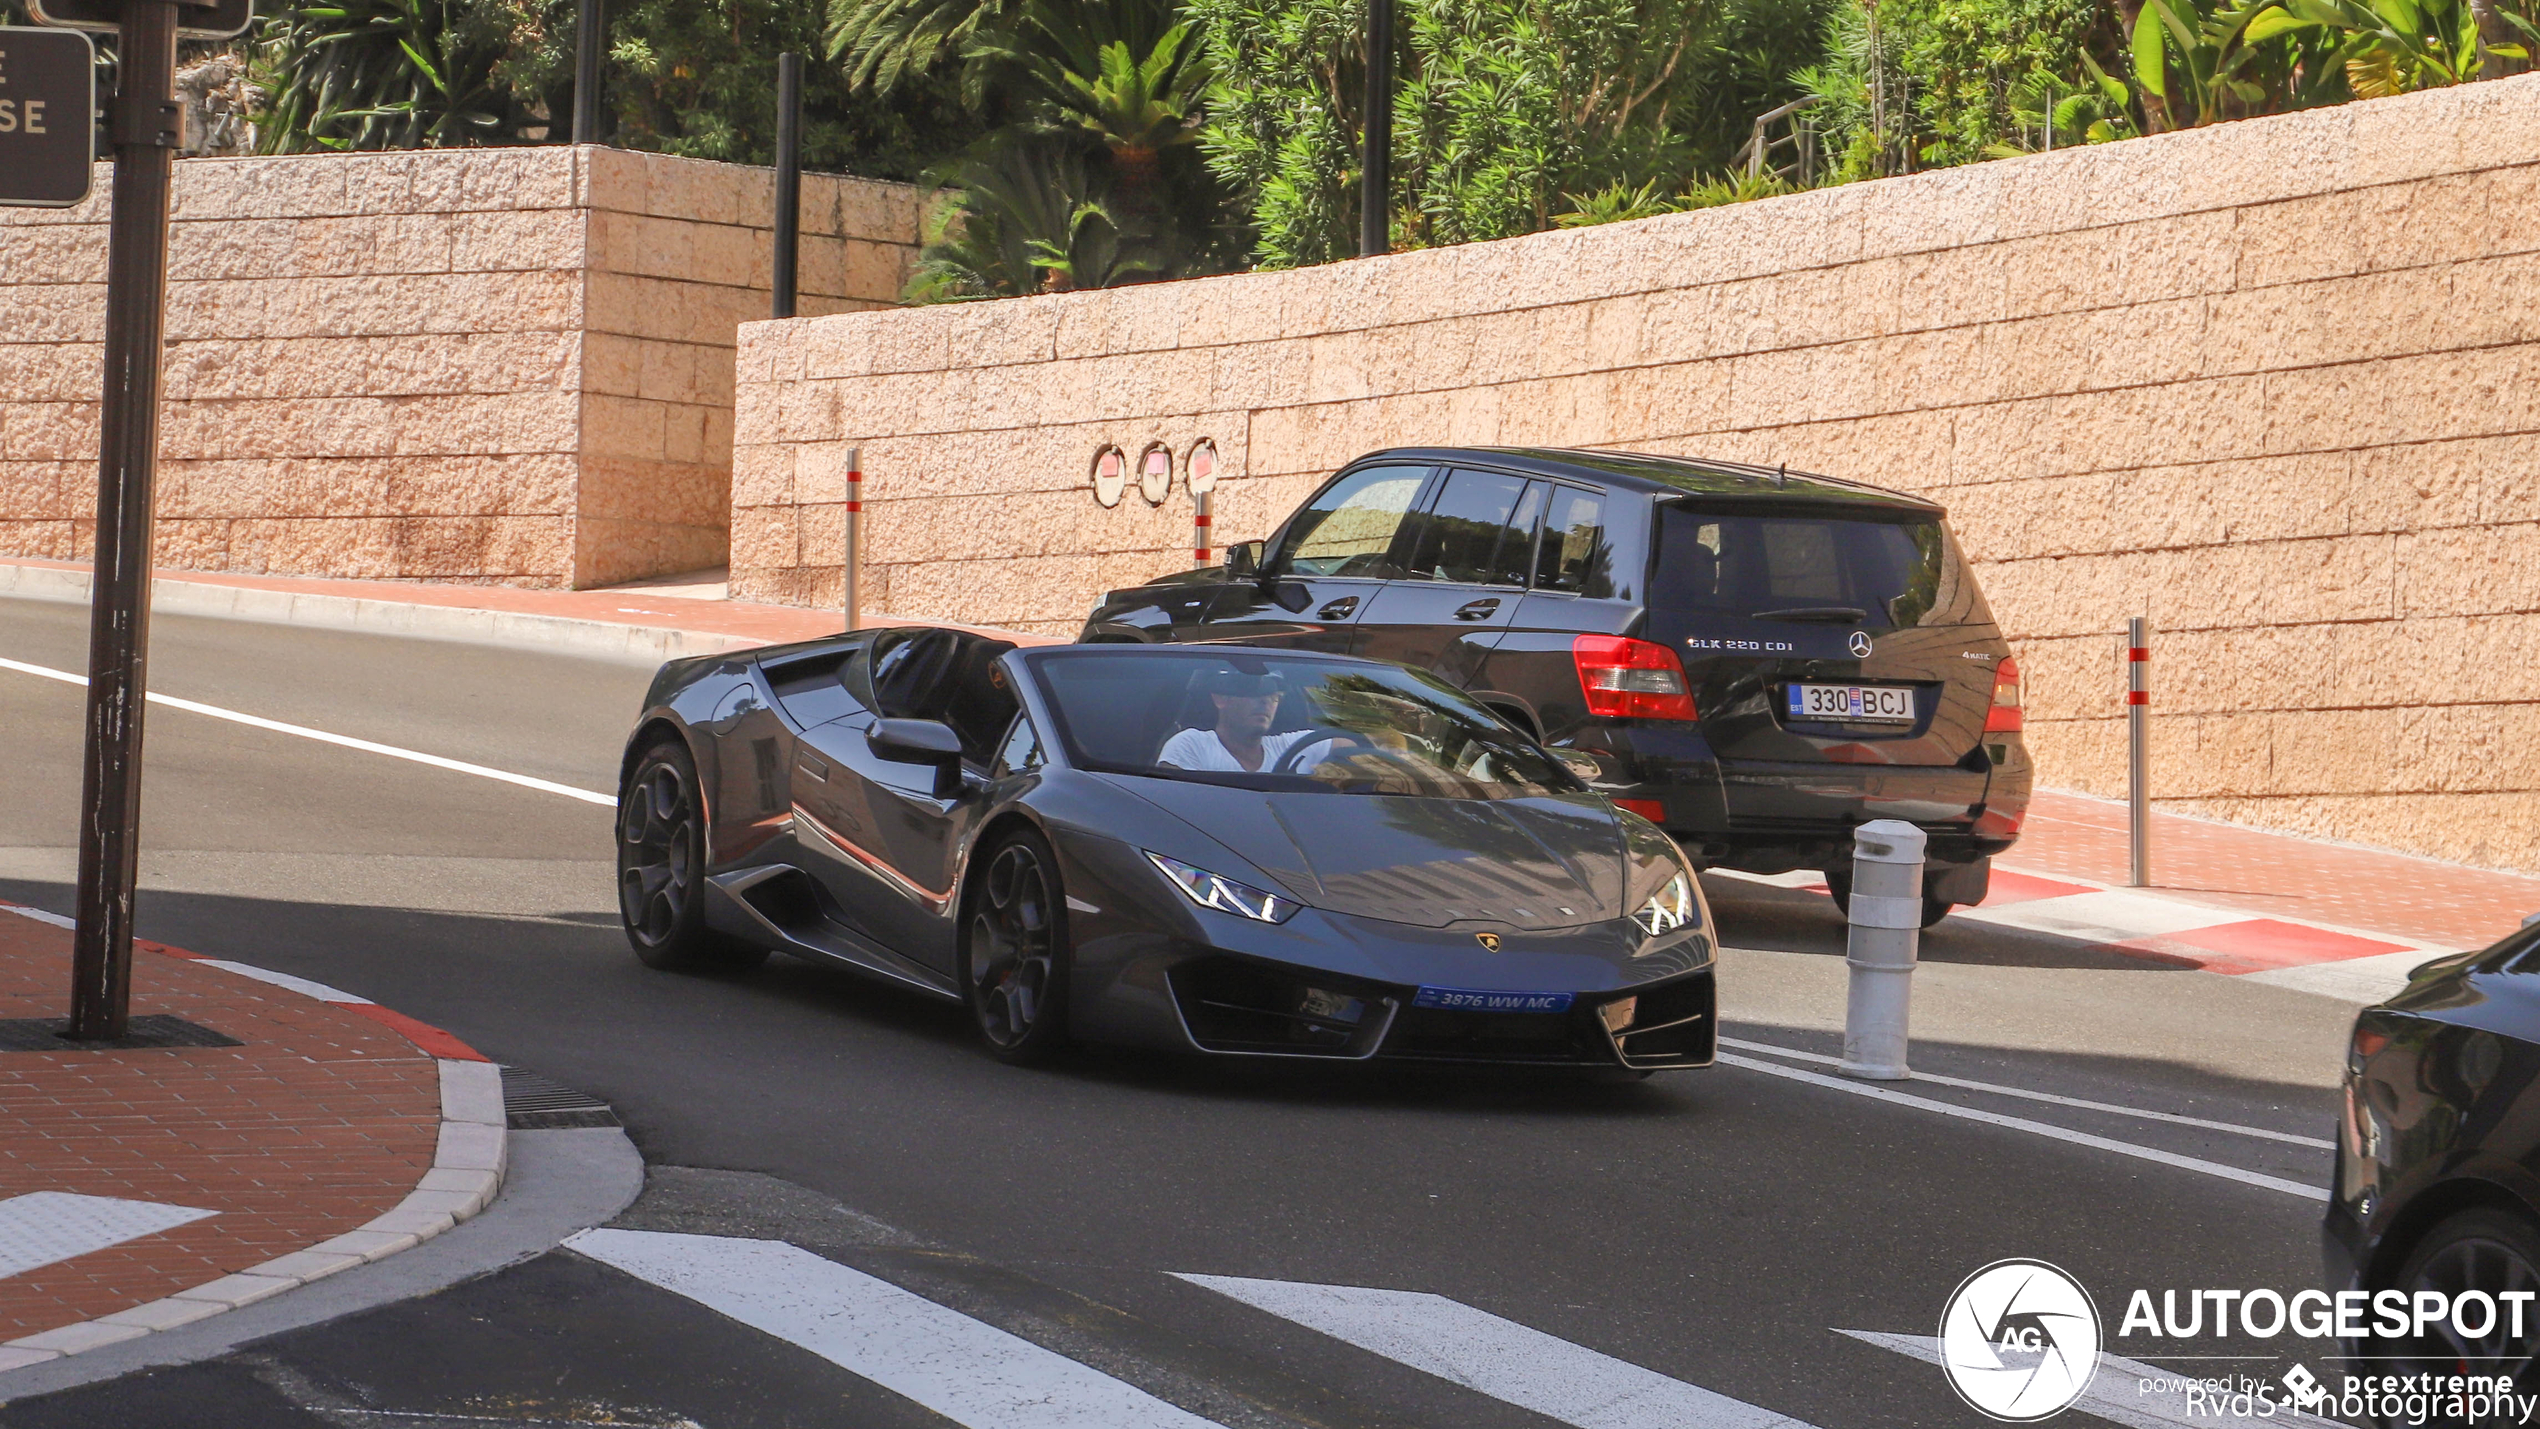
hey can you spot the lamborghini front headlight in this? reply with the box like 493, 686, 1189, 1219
1146, 851, 1301, 924
1633, 871, 1699, 940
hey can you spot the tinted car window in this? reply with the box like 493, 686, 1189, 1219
995, 712, 1044, 776
1403, 469, 1532, 584
1277, 465, 1430, 578
1533, 486, 1610, 596
1651, 505, 1983, 629
1029, 650, 1576, 800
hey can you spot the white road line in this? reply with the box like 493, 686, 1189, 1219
0, 655, 615, 807
1718, 1037, 2335, 1149
198, 960, 374, 1004
568, 1229, 1224, 1429
1835, 1330, 2351, 1429
0, 1192, 216, 1281
1718, 1054, 2329, 1202
1178, 1274, 1818, 1429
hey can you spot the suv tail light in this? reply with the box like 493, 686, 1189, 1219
1573, 636, 1697, 721
1984, 656, 2022, 733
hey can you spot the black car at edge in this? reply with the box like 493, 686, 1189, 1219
2328, 927, 2540, 1397
1082, 447, 2031, 922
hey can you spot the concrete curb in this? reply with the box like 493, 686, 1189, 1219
0, 907, 508, 1372
0, 561, 759, 668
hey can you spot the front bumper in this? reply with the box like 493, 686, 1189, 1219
1052, 832, 1716, 1067
1163, 955, 1715, 1068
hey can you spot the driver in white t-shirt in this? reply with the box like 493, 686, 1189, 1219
1158, 672, 1337, 773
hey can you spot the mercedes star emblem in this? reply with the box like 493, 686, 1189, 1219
1848, 631, 1874, 659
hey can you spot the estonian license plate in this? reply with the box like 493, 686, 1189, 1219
1413, 986, 1574, 1014
1786, 684, 1917, 723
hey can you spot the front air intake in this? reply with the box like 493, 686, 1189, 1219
1601, 970, 1716, 1067
1169, 958, 1396, 1058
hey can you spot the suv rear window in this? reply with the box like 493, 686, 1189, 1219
1650, 505, 1986, 630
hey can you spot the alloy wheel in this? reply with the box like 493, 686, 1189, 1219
969, 843, 1056, 1049
2402, 1232, 2540, 1384
620, 760, 697, 947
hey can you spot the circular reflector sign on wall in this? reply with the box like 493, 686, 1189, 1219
1139, 445, 1174, 505
1186, 440, 1218, 496
1091, 446, 1126, 507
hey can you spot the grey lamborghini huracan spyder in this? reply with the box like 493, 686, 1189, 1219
617, 627, 1717, 1069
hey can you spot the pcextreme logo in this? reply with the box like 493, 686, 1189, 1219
1939, 1259, 2103, 1421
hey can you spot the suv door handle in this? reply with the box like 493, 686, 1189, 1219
1318, 596, 1360, 620
1453, 598, 1501, 621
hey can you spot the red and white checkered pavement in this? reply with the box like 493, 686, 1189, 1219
1723, 790, 2540, 1005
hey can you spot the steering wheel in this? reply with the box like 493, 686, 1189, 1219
1270, 727, 1375, 774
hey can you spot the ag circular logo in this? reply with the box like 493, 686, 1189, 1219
1848, 630, 1874, 659
1938, 1259, 2101, 1421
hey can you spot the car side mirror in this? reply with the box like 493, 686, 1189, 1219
1271, 580, 1313, 614
868, 718, 965, 798
1224, 541, 1261, 578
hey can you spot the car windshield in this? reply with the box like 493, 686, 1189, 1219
1029, 650, 1579, 798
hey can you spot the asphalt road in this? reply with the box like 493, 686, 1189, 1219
0, 595, 2368, 1429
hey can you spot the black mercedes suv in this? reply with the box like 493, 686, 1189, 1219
1080, 447, 2029, 924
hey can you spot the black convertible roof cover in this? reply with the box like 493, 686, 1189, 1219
1351, 446, 1945, 516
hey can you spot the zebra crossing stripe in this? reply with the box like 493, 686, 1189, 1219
1835, 1330, 2350, 1429
1177, 1274, 1819, 1429
568, 1229, 1224, 1429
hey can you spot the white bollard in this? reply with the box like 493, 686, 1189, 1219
1839, 819, 1927, 1081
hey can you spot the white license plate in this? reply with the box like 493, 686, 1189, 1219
1786, 684, 1917, 723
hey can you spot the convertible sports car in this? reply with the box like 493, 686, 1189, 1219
616, 627, 1718, 1069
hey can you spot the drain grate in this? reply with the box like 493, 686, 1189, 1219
500, 1066, 620, 1129
0, 1016, 243, 1052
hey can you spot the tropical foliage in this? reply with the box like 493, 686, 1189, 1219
1189, 0, 1832, 266
831, 0, 1239, 296
1798, 0, 2530, 179
240, 0, 971, 175
70, 0, 2532, 292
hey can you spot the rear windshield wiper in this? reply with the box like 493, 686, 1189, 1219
1749, 606, 1868, 623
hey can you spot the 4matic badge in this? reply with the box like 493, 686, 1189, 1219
1939, 1259, 2102, 1421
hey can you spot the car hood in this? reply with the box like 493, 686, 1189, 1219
1098, 777, 1629, 929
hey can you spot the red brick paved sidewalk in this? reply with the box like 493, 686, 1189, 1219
0, 906, 475, 1360
2010, 789, 2540, 955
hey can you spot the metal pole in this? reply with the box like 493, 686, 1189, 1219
67, 0, 182, 1043
1359, 0, 1392, 258
771, 51, 802, 320
1193, 488, 1212, 566
842, 447, 862, 631
572, 0, 604, 145
1838, 819, 1925, 1080
2128, 616, 2151, 887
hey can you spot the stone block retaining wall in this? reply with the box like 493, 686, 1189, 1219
733, 75, 2540, 871
1, 145, 917, 588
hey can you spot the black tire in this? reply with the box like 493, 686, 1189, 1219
1921, 896, 1954, 929
961, 829, 1072, 1065
618, 738, 768, 975
2377, 1207, 2540, 1404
